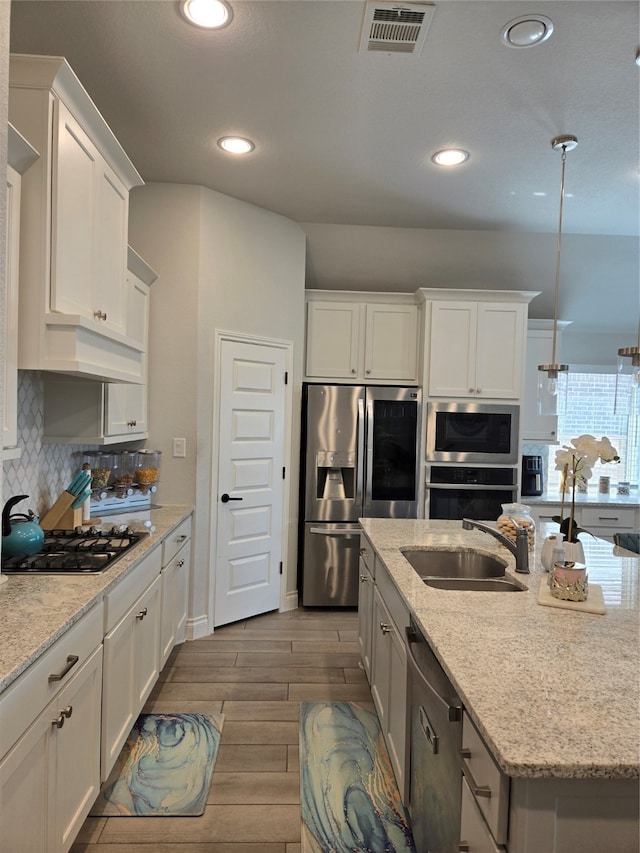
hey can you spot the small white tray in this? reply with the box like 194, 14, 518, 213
537, 580, 606, 615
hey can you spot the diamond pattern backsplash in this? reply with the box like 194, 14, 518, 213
2, 372, 93, 517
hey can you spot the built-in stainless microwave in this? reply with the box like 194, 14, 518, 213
426, 402, 519, 465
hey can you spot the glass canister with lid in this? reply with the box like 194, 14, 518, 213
112, 450, 138, 498
83, 450, 115, 496
134, 450, 161, 495
497, 502, 535, 551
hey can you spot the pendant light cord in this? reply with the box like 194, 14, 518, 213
551, 144, 568, 367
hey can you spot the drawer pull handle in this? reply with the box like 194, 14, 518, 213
379, 622, 391, 635
598, 516, 618, 521
458, 845, 470, 852
176, 534, 188, 542
48, 654, 79, 683
136, 607, 148, 621
52, 708, 72, 729
460, 749, 492, 798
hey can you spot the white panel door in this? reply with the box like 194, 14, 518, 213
215, 339, 287, 626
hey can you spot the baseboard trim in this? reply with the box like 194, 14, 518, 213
185, 614, 209, 641
282, 590, 299, 612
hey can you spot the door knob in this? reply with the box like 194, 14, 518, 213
221, 493, 243, 503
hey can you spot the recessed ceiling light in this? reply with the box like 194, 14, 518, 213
217, 136, 255, 154
431, 149, 469, 167
501, 15, 554, 48
181, 0, 232, 29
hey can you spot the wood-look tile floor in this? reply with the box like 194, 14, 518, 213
71, 607, 371, 852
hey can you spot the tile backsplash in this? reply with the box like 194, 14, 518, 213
2, 372, 92, 517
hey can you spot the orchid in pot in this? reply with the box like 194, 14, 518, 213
553, 435, 621, 545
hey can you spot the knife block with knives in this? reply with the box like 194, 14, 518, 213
40, 469, 93, 530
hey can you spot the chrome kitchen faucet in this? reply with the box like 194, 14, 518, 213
462, 518, 530, 574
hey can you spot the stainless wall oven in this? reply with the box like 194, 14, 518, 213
426, 402, 519, 465
425, 465, 518, 521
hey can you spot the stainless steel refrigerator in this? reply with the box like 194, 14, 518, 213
299, 383, 422, 606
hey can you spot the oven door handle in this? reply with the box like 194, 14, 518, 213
425, 482, 515, 491
405, 627, 462, 722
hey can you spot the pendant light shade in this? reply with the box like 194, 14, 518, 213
537, 134, 577, 416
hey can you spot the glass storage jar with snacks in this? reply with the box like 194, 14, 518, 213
497, 502, 535, 551
112, 450, 138, 498
135, 449, 161, 495
83, 450, 114, 495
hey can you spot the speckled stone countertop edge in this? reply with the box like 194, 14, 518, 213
359, 518, 640, 781
0, 505, 194, 695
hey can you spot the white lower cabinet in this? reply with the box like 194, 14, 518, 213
529, 504, 639, 543
357, 541, 375, 680
0, 605, 103, 853
460, 777, 506, 852
101, 548, 162, 781
160, 515, 192, 666
361, 544, 409, 800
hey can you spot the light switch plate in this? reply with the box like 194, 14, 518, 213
173, 437, 186, 458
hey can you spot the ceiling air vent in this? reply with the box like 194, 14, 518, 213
359, 2, 436, 55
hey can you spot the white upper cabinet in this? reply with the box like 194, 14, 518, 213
43, 248, 156, 445
522, 320, 570, 442
9, 54, 144, 383
425, 292, 534, 399
4, 124, 39, 456
305, 293, 419, 383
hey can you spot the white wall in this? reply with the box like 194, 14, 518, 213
129, 183, 306, 636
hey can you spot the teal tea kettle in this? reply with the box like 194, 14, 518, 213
2, 495, 45, 559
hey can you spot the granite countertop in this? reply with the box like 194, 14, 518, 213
359, 517, 640, 781
524, 491, 639, 509
0, 504, 193, 696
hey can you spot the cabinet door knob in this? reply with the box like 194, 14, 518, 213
476, 388, 482, 393
136, 607, 148, 621
468, 387, 474, 393
127, 420, 137, 427
366, 368, 371, 375
93, 309, 107, 321
360, 573, 368, 582
52, 713, 65, 729
177, 559, 185, 567
379, 621, 391, 635
351, 368, 357, 374
177, 534, 188, 542
62, 705, 73, 719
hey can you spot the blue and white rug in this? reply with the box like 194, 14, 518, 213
300, 701, 416, 853
91, 712, 224, 817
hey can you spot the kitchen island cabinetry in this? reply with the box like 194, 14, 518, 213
358, 536, 409, 799
101, 545, 162, 781
357, 538, 375, 680
427, 297, 529, 399
0, 603, 103, 853
42, 247, 156, 445
305, 292, 419, 383
359, 518, 639, 852
8, 54, 145, 384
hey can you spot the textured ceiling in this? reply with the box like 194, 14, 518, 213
8, 0, 640, 237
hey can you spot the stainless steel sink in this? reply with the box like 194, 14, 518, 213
401, 548, 508, 579
422, 577, 525, 592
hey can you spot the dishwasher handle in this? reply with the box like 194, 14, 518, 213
406, 626, 462, 722
308, 526, 361, 536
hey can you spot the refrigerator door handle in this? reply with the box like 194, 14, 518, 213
364, 396, 374, 513
309, 526, 361, 535
357, 395, 365, 512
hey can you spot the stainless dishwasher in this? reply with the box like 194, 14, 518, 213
406, 618, 463, 853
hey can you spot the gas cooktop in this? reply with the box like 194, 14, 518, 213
1, 526, 148, 575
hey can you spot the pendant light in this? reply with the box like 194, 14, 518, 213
537, 134, 577, 416
615, 314, 640, 414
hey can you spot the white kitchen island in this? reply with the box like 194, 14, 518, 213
359, 517, 639, 852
